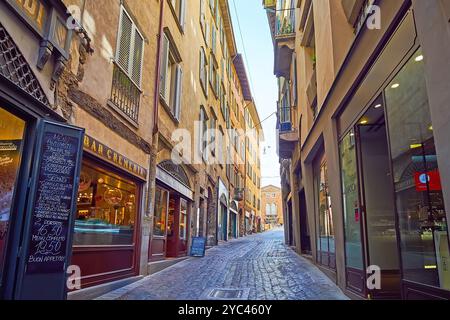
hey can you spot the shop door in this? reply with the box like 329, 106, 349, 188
150, 187, 169, 261
340, 98, 401, 299
166, 193, 180, 258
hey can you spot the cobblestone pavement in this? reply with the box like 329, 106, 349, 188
98, 228, 348, 300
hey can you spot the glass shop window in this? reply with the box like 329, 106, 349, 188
74, 162, 138, 246
153, 187, 168, 237
385, 48, 450, 291
0, 106, 25, 283
179, 198, 188, 240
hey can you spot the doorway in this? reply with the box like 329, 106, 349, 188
299, 190, 311, 255
340, 96, 401, 299
150, 188, 190, 260
218, 197, 227, 241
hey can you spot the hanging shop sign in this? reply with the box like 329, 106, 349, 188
83, 135, 147, 180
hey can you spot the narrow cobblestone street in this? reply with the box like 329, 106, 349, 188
98, 229, 347, 300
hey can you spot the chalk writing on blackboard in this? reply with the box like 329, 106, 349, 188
190, 237, 207, 257
26, 132, 79, 274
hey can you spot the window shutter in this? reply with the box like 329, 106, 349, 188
205, 23, 210, 47
180, 0, 186, 30
174, 65, 183, 120
117, 10, 133, 72
131, 31, 144, 86
159, 34, 170, 99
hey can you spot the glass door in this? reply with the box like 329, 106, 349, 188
340, 129, 366, 294
0, 106, 26, 288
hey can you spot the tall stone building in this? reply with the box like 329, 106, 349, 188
264, 0, 450, 300
261, 185, 283, 229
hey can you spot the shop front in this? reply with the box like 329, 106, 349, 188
0, 15, 84, 299
228, 201, 239, 239
217, 178, 229, 242
337, 9, 450, 299
71, 135, 146, 289
245, 211, 251, 235
150, 161, 192, 261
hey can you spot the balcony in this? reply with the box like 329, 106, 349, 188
263, 0, 276, 9
275, 8, 296, 39
277, 105, 298, 159
110, 63, 141, 124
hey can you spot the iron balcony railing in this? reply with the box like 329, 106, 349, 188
275, 8, 296, 38
278, 96, 292, 132
110, 63, 141, 123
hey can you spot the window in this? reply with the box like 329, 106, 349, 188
199, 47, 208, 95
153, 187, 169, 236
179, 198, 188, 240
217, 126, 225, 166
0, 106, 25, 282
111, 6, 144, 123
271, 203, 277, 215
211, 22, 217, 56
209, 61, 218, 96
385, 49, 449, 291
315, 156, 335, 269
160, 32, 182, 121
200, 0, 206, 33
199, 107, 208, 160
220, 16, 225, 48
75, 162, 138, 246
209, 109, 217, 156
169, 0, 186, 29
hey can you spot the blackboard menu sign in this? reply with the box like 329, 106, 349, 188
26, 132, 80, 274
190, 237, 207, 257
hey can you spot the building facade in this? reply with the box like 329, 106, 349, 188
0, 0, 262, 300
264, 0, 450, 300
261, 185, 283, 230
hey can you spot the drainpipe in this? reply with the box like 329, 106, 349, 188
153, 0, 164, 136
145, 0, 165, 260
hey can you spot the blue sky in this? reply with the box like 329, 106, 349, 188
230, 0, 281, 188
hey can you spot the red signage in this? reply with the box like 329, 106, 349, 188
414, 170, 442, 192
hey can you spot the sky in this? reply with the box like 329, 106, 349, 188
229, 0, 281, 188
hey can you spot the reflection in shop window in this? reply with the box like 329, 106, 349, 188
0, 106, 25, 283
179, 198, 188, 240
75, 163, 137, 246
385, 48, 450, 291
153, 187, 168, 237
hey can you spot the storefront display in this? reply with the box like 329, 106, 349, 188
74, 162, 138, 246
0, 106, 25, 285
71, 153, 143, 288
385, 48, 450, 293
